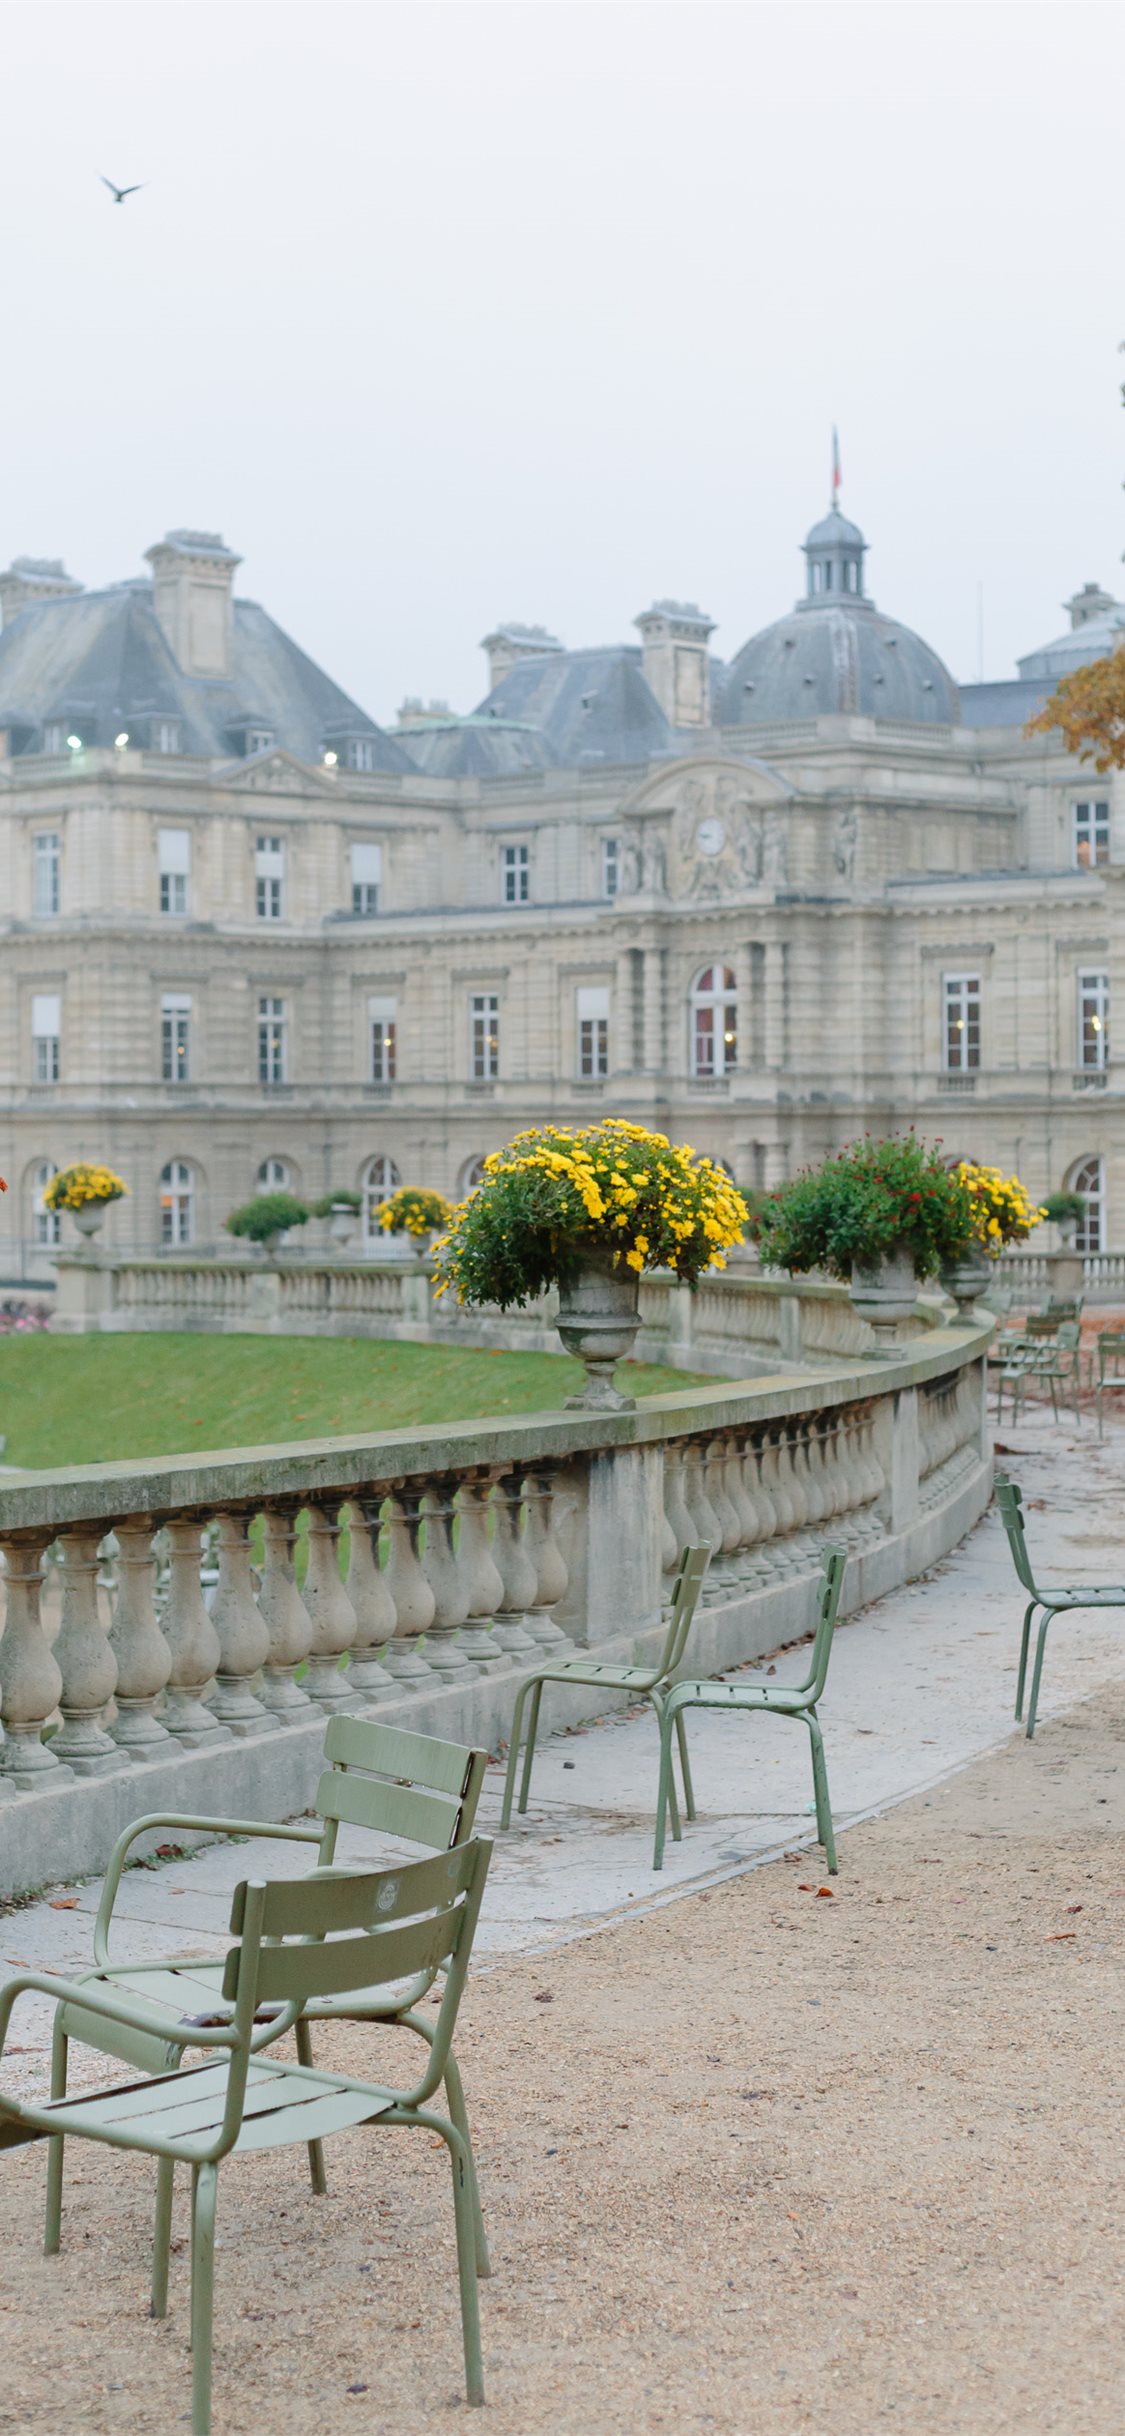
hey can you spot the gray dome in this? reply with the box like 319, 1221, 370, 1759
804, 507, 865, 551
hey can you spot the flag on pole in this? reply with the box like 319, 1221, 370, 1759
831, 427, 842, 504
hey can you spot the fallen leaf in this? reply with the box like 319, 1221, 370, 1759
49, 1898, 78, 1911
534, 1990, 555, 2004
815, 1886, 835, 1899
1044, 1931, 1076, 1943
1066, 1904, 1084, 1915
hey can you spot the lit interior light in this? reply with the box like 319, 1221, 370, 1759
114, 731, 129, 749
323, 750, 338, 768
1091, 1015, 1102, 1031
66, 734, 82, 751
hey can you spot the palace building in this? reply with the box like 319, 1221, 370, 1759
1, 507, 1122, 1275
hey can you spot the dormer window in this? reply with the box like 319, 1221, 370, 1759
345, 738, 378, 772
248, 727, 274, 755
42, 723, 65, 755
155, 718, 181, 755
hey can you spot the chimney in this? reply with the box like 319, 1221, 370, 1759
144, 529, 241, 678
481, 621, 564, 694
634, 600, 715, 727
0, 557, 83, 628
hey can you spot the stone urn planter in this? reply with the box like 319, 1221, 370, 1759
556, 1256, 641, 1411
72, 1200, 109, 1240
848, 1246, 918, 1339
328, 1202, 357, 1250
940, 1247, 993, 1318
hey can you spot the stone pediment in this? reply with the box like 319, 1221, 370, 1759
220, 747, 339, 797
617, 755, 796, 902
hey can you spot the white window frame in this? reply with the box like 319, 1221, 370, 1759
158, 827, 191, 916
690, 964, 738, 1080
943, 971, 981, 1073
471, 992, 500, 1082
161, 992, 192, 1085
362, 1153, 401, 1245
255, 835, 285, 921
347, 738, 378, 773
601, 837, 619, 900
1073, 800, 1110, 870
368, 994, 397, 1083
502, 842, 530, 905
1078, 969, 1109, 1070
31, 992, 60, 1085
155, 719, 181, 756
248, 728, 274, 755
32, 832, 60, 917
576, 985, 610, 1080
42, 722, 66, 756
258, 995, 288, 1085
32, 1159, 61, 1248
257, 1157, 292, 1191
159, 1158, 194, 1247
352, 840, 382, 917
1071, 1156, 1105, 1254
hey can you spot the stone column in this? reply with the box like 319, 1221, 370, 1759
161, 1518, 231, 1744
208, 1512, 277, 1737
0, 1535, 72, 1789
108, 1520, 174, 1756
256, 1508, 315, 1716
555, 1444, 664, 1649
51, 1529, 122, 1774
301, 1505, 362, 1710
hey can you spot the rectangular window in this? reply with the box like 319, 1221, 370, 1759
258, 995, 288, 1084
31, 991, 60, 1084
352, 840, 382, 916
1073, 800, 1109, 869
1078, 969, 1109, 1069
471, 992, 499, 1081
368, 993, 397, 1082
346, 738, 378, 772
158, 826, 191, 916
42, 723, 66, 756
155, 719, 181, 755
577, 985, 609, 1079
32, 832, 60, 917
255, 835, 285, 920
248, 728, 274, 754
601, 837, 619, 900
943, 972, 981, 1072
502, 843, 530, 904
161, 992, 191, 1084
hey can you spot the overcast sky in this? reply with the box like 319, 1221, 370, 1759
3, 0, 1123, 725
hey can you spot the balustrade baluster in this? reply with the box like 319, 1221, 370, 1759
420, 1479, 473, 1677
0, 1534, 73, 1788
489, 1474, 538, 1654
763, 1431, 801, 1573
50, 1530, 122, 1774
256, 1508, 315, 1716
108, 1518, 174, 1756
455, 1474, 507, 1669
301, 1504, 363, 1709
722, 1435, 761, 1581
208, 1512, 278, 1736
523, 1470, 573, 1651
739, 1435, 775, 1583
161, 1517, 232, 1744
343, 1499, 399, 1700
662, 1443, 696, 1570
381, 1486, 438, 1683
786, 1427, 817, 1568
682, 1441, 721, 1567
705, 1437, 743, 1569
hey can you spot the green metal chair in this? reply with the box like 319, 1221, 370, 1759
0, 1842, 493, 2434
499, 1542, 712, 1840
996, 1323, 1082, 1424
53, 1716, 489, 2259
994, 1473, 1125, 1737
653, 1545, 847, 1874
1095, 1329, 1125, 1439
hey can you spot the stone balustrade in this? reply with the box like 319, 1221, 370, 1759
0, 1317, 992, 1899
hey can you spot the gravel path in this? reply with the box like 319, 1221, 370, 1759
3, 1664, 1123, 2435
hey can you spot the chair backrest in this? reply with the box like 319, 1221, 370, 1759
993, 1473, 1038, 1595
806, 1545, 847, 1701
655, 1542, 712, 1679
1098, 1330, 1125, 1383
314, 1716, 486, 1864
1026, 1312, 1060, 1338
223, 1840, 492, 2110
1054, 1321, 1081, 1354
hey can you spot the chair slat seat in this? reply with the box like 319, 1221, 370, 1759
26, 2056, 395, 2155
666, 1677, 810, 1713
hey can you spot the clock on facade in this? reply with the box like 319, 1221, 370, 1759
695, 815, 726, 856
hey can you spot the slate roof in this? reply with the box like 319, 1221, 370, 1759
717, 600, 960, 726
1017, 603, 1125, 684
472, 645, 675, 766
0, 580, 415, 772
399, 716, 557, 778
958, 678, 1053, 729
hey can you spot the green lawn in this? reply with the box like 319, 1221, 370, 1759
0, 1333, 713, 1470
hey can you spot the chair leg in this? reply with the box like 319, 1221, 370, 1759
1015, 1601, 1038, 1722
652, 1703, 679, 1872
190, 2162, 218, 2436
499, 1676, 537, 1829
807, 1713, 838, 1875
151, 2155, 175, 2316
516, 1679, 546, 1818
1026, 1607, 1055, 1740
674, 1710, 696, 1821
44, 2022, 68, 2256
294, 2015, 328, 2194
443, 2050, 490, 2278
426, 2117, 484, 2405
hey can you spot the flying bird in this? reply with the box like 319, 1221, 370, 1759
100, 175, 144, 205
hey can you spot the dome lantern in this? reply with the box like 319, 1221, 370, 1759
802, 507, 868, 603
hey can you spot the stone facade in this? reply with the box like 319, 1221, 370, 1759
1, 511, 1123, 1273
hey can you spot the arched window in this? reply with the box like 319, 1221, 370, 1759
159, 1159, 195, 1248
1069, 1155, 1105, 1254
30, 1159, 61, 1248
257, 1157, 295, 1192
459, 1155, 488, 1195
690, 965, 737, 1079
361, 1153, 401, 1244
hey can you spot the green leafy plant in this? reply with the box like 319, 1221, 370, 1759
753, 1135, 973, 1283
311, 1188, 362, 1217
225, 1190, 309, 1246
376, 1186, 454, 1241
433, 1119, 745, 1310
1040, 1191, 1086, 1227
